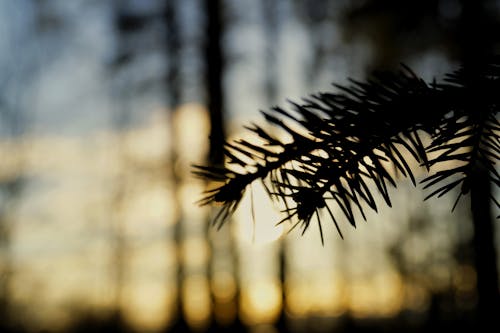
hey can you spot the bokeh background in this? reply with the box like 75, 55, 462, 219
0, 0, 498, 332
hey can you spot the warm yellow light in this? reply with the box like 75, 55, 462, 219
240, 280, 282, 325
179, 182, 207, 221
373, 272, 404, 317
123, 185, 177, 234
173, 103, 210, 164
212, 272, 238, 327
181, 237, 210, 268
212, 271, 237, 302
285, 275, 346, 318
348, 272, 404, 318
310, 276, 347, 316
235, 182, 284, 245
182, 275, 211, 330
122, 282, 173, 332
284, 280, 311, 317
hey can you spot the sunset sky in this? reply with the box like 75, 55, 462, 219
0, 1, 496, 332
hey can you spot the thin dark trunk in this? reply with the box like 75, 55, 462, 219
204, 0, 226, 167
459, 1, 499, 328
164, 2, 187, 330
204, 0, 239, 329
470, 164, 499, 330
263, 0, 279, 106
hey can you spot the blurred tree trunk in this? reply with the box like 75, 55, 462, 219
111, 0, 141, 317
164, 1, 189, 330
262, 1, 289, 331
204, 0, 226, 167
109, 87, 128, 316
263, 0, 279, 106
460, 1, 499, 328
470, 164, 499, 329
204, 0, 241, 329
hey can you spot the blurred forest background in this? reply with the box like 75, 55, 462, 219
0, 0, 498, 332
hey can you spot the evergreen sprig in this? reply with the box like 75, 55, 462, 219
194, 59, 499, 242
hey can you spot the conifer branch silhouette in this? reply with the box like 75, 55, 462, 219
194, 58, 499, 241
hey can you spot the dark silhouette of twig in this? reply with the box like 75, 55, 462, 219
195, 59, 499, 242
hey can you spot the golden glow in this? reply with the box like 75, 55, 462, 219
212, 272, 238, 327
212, 271, 237, 302
1, 102, 469, 332
123, 185, 177, 232
122, 282, 173, 331
179, 182, 207, 221
240, 280, 282, 325
235, 182, 284, 245
173, 103, 210, 165
348, 272, 404, 318
285, 275, 346, 317
181, 237, 211, 268
182, 275, 211, 330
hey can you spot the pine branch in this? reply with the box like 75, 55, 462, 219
422, 61, 500, 209
195, 60, 500, 238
